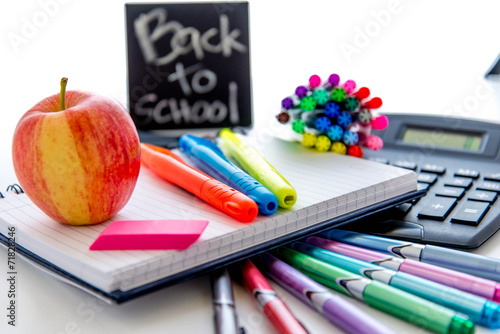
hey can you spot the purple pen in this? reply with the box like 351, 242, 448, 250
306, 236, 500, 302
258, 253, 395, 334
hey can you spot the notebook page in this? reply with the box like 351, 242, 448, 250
0, 138, 416, 293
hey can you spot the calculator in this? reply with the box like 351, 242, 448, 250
345, 113, 500, 249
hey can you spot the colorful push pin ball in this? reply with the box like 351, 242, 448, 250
292, 119, 306, 133
313, 89, 329, 105
295, 86, 308, 99
358, 109, 373, 124
331, 141, 347, 155
315, 135, 332, 152
277, 112, 290, 124
302, 133, 317, 147
325, 102, 340, 118
371, 114, 389, 130
365, 135, 384, 151
343, 130, 359, 146
344, 97, 359, 111
362, 97, 383, 109
331, 87, 346, 103
300, 96, 316, 111
315, 116, 331, 132
328, 74, 340, 87
336, 111, 352, 129
282, 97, 294, 110
347, 145, 363, 158
309, 74, 322, 88
343, 80, 356, 94
354, 87, 370, 100
327, 124, 343, 141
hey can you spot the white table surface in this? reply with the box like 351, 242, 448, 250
1, 0, 500, 333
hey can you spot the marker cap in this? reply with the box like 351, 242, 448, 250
494, 284, 500, 303
448, 316, 474, 334
245, 185, 278, 215
482, 301, 500, 329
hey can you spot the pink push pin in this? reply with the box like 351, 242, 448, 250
342, 80, 356, 94
89, 220, 209, 250
309, 74, 322, 88
371, 115, 389, 130
364, 134, 384, 151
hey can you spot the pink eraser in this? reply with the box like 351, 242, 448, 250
89, 220, 209, 250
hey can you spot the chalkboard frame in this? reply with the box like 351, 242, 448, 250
125, 2, 253, 134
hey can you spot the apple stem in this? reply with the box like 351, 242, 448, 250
59, 77, 68, 111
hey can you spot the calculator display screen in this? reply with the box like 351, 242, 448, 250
401, 127, 483, 151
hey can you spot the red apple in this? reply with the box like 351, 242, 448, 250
12, 78, 141, 225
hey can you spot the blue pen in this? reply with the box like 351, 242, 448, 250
320, 229, 500, 282
294, 240, 500, 329
179, 134, 278, 215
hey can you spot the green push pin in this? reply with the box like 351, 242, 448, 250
300, 96, 316, 111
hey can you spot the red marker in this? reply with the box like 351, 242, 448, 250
241, 259, 309, 334
140, 143, 258, 222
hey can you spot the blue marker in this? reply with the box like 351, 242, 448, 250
179, 134, 278, 215
292, 241, 500, 329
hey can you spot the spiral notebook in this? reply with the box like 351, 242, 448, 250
0, 138, 421, 304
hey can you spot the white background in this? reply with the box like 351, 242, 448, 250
1, 0, 500, 333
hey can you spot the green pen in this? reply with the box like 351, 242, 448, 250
218, 128, 297, 209
276, 247, 474, 334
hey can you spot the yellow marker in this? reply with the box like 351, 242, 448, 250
219, 128, 297, 209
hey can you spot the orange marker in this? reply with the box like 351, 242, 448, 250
140, 143, 258, 222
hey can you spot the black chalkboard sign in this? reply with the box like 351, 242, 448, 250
125, 2, 252, 131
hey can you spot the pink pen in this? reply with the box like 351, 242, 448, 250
306, 236, 500, 302
241, 259, 308, 334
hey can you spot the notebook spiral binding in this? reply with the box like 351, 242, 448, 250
1, 184, 24, 198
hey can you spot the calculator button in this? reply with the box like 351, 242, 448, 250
421, 164, 446, 175
417, 173, 438, 184
450, 201, 490, 226
484, 173, 500, 182
434, 186, 465, 198
443, 177, 473, 189
476, 181, 500, 193
467, 190, 497, 203
417, 197, 457, 221
392, 161, 417, 170
454, 169, 480, 179
418, 183, 430, 191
